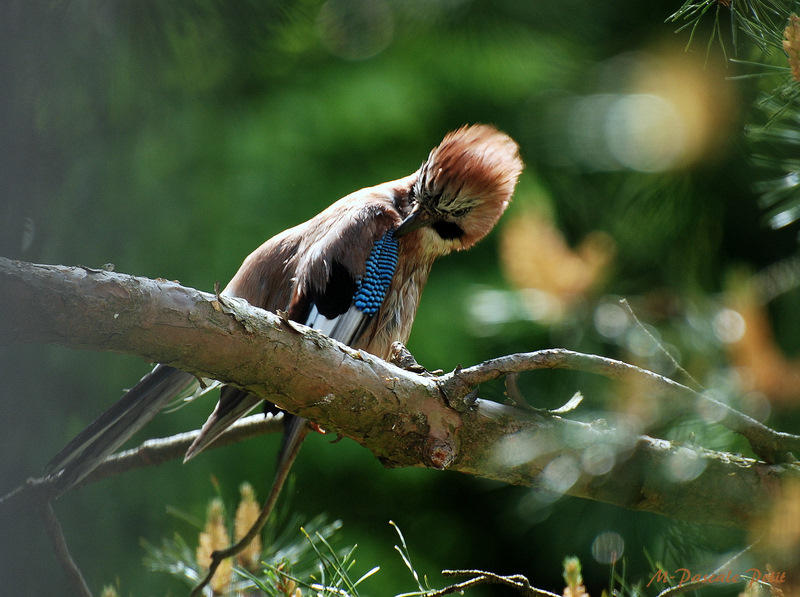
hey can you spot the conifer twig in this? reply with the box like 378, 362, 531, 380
40, 501, 92, 597
427, 569, 561, 597
190, 424, 309, 597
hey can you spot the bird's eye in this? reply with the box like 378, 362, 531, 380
450, 207, 470, 218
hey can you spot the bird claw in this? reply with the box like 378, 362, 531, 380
389, 342, 442, 376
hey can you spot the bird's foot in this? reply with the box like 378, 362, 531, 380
389, 342, 443, 376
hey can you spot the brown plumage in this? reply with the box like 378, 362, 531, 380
47, 124, 523, 493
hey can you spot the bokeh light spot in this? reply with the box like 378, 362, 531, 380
605, 94, 685, 172
492, 429, 557, 469
741, 391, 771, 422
625, 325, 660, 357
713, 308, 746, 344
466, 287, 516, 336
317, 0, 394, 61
550, 47, 736, 171
665, 446, 707, 483
581, 442, 617, 476
594, 301, 629, 339
591, 532, 624, 564
696, 389, 729, 424
540, 454, 580, 495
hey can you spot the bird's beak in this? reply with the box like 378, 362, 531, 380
394, 207, 434, 237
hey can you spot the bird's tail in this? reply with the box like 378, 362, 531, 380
184, 385, 308, 472
183, 386, 263, 461
276, 414, 309, 474
46, 364, 199, 493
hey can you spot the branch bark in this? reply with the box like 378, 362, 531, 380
2, 257, 799, 528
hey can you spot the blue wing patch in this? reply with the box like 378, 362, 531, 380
354, 230, 399, 315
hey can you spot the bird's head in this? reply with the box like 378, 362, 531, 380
395, 124, 523, 255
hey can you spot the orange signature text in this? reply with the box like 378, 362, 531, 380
647, 567, 786, 589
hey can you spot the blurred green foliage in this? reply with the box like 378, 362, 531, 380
2, 0, 800, 595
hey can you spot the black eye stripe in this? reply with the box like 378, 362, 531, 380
432, 220, 465, 240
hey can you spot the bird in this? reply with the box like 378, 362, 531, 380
46, 123, 524, 498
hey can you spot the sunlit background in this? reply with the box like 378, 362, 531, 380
2, 0, 800, 595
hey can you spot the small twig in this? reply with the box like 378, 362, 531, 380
190, 424, 309, 597
1, 413, 283, 512
0, 476, 59, 513
83, 413, 283, 484
40, 500, 93, 597
619, 298, 703, 392
426, 569, 561, 597
504, 372, 531, 409
438, 348, 800, 463
504, 371, 582, 415
654, 579, 715, 597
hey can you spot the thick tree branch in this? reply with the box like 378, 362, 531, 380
2, 257, 799, 527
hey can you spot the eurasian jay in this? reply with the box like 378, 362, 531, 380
47, 124, 524, 498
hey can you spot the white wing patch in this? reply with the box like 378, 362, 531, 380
306, 303, 369, 346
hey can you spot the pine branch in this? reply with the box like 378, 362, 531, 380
2, 257, 799, 528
